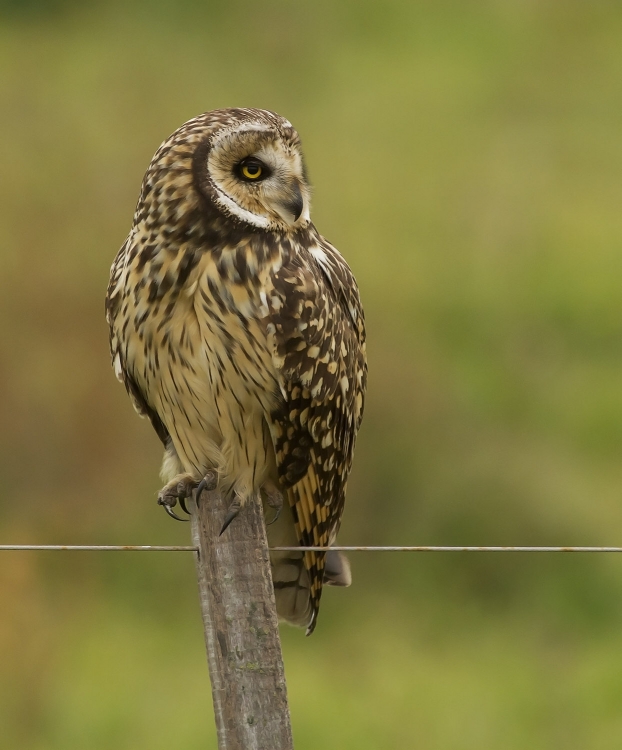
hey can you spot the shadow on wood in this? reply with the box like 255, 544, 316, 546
191, 478, 294, 750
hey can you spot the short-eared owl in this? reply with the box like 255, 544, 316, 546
106, 108, 367, 633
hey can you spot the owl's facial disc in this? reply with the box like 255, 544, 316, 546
207, 126, 310, 230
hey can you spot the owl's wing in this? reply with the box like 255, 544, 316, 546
266, 236, 367, 633
105, 236, 170, 446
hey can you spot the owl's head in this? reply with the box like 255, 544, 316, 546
143, 109, 310, 231
138, 109, 312, 238
200, 109, 310, 229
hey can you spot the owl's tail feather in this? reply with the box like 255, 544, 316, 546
266, 500, 314, 628
324, 550, 352, 587
265, 498, 352, 631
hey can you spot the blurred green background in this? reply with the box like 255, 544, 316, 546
2, 0, 622, 747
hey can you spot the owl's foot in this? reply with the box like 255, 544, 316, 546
262, 481, 284, 526
216, 481, 282, 535
157, 473, 197, 522
157, 471, 217, 522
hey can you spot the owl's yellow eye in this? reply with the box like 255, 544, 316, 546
241, 163, 263, 180
237, 158, 269, 182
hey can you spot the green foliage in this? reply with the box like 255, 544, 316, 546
2, 1, 622, 746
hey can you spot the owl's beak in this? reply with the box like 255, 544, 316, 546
287, 184, 304, 222
277, 181, 304, 225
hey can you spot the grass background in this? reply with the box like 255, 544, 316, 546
2, 1, 622, 747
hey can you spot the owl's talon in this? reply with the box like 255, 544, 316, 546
156, 469, 220, 522
263, 483, 284, 526
157, 493, 189, 522
163, 503, 189, 522
157, 472, 200, 522
267, 506, 281, 526
219, 496, 242, 536
196, 470, 218, 502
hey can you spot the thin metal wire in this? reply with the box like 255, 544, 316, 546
272, 546, 622, 552
1, 544, 622, 553
0, 545, 198, 552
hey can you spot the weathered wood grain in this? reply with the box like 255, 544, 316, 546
191, 479, 294, 750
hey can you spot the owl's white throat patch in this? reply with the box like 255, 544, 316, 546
211, 182, 271, 229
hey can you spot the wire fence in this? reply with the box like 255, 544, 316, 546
3, 538, 621, 744
2, 544, 622, 553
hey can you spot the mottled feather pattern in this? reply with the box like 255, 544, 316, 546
266, 235, 366, 629
106, 108, 366, 632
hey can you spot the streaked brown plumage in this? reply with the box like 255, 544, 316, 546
106, 108, 367, 633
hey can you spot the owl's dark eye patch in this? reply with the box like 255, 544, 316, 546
236, 157, 270, 182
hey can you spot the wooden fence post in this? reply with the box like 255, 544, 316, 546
190, 475, 294, 750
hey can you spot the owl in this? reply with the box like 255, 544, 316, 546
106, 108, 367, 634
